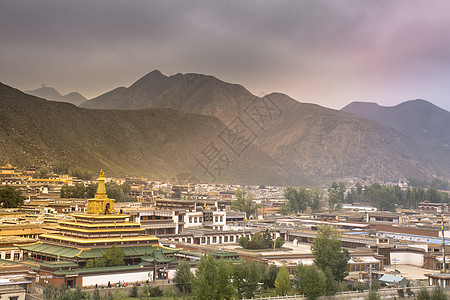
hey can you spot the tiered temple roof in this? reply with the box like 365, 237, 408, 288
38, 170, 158, 248
19, 170, 173, 265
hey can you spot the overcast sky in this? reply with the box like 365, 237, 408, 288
1, 0, 450, 111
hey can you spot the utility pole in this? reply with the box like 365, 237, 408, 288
442, 206, 446, 273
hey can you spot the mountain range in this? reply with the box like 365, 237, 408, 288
1, 70, 448, 185
1, 83, 289, 185
26, 86, 87, 106
342, 101, 450, 177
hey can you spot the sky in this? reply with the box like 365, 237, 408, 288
1, 0, 450, 111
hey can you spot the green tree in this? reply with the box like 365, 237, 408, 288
324, 267, 337, 296
85, 183, 97, 198
194, 255, 220, 300
129, 285, 138, 298
275, 267, 290, 296
431, 178, 450, 191
0, 186, 24, 208
36, 166, 51, 178
311, 224, 350, 282
163, 286, 176, 300
310, 188, 323, 211
43, 285, 57, 300
217, 258, 234, 300
294, 264, 326, 300
417, 286, 449, 300
328, 182, 345, 211
275, 237, 285, 248
71, 166, 93, 180
284, 186, 311, 213
93, 288, 101, 300
238, 236, 250, 248
103, 246, 124, 266
431, 286, 448, 300
87, 246, 124, 268
366, 289, 381, 300
262, 264, 279, 289
279, 201, 292, 215
60, 183, 86, 198
233, 260, 262, 298
139, 284, 150, 299
426, 187, 446, 203
238, 230, 283, 249
174, 261, 194, 299
52, 161, 70, 175
232, 188, 257, 218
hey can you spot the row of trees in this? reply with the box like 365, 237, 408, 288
409, 177, 450, 191
36, 163, 94, 180
346, 182, 449, 211
231, 188, 258, 218
43, 284, 89, 300
60, 181, 133, 202
283, 181, 450, 214
281, 186, 323, 214
173, 224, 349, 300
174, 257, 282, 299
238, 229, 284, 249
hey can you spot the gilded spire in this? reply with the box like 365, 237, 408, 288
86, 169, 115, 214
96, 169, 107, 197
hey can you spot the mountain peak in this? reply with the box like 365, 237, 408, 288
26, 86, 62, 99
25, 86, 86, 106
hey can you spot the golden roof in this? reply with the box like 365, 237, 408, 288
40, 233, 158, 244
86, 169, 115, 214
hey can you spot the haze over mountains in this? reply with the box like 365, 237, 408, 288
79, 70, 449, 182
26, 86, 87, 106
342, 101, 450, 176
1, 83, 288, 185
1, 70, 448, 184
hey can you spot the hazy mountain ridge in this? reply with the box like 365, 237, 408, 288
342, 100, 450, 175
1, 83, 292, 185
26, 86, 87, 106
80, 71, 446, 181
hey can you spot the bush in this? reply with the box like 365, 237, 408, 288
149, 286, 163, 297
129, 285, 138, 298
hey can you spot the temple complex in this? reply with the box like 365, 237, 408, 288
18, 170, 179, 288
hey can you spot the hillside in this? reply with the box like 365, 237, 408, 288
79, 71, 446, 182
81, 70, 257, 123
26, 87, 87, 106
342, 100, 450, 175
1, 83, 290, 185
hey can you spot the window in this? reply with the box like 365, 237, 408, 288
5, 253, 11, 259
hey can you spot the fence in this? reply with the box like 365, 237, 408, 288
243, 286, 435, 300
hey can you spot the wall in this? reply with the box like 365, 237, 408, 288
390, 251, 424, 267
82, 271, 153, 287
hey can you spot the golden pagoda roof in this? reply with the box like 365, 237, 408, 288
40, 233, 158, 244
56, 225, 145, 233
60, 220, 140, 228
95, 169, 107, 198
85, 169, 116, 214
1, 163, 16, 169
71, 213, 128, 219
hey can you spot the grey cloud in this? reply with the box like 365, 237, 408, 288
1, 0, 449, 111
